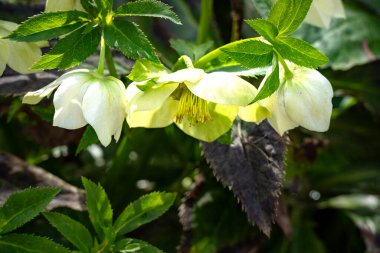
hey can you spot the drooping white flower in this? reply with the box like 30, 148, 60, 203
0, 20, 47, 76
240, 62, 333, 135
126, 68, 257, 142
45, 0, 84, 12
304, 0, 346, 28
23, 69, 127, 147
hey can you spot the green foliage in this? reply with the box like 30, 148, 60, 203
7, 11, 90, 42
76, 126, 99, 155
114, 192, 176, 236
0, 188, 60, 234
170, 39, 213, 62
127, 59, 168, 82
32, 25, 101, 70
252, 60, 280, 103
115, 238, 165, 253
245, 19, 278, 42
115, 0, 181, 25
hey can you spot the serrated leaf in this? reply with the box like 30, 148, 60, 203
268, 0, 312, 35
0, 234, 71, 253
252, 60, 280, 103
43, 212, 93, 253
82, 177, 113, 240
76, 126, 99, 155
0, 188, 60, 234
201, 121, 285, 236
222, 39, 273, 68
80, 0, 99, 17
127, 58, 168, 82
115, 0, 181, 25
32, 25, 100, 70
95, 0, 113, 17
104, 20, 159, 62
170, 39, 213, 62
114, 192, 176, 236
115, 238, 164, 253
245, 19, 278, 42
7, 11, 90, 42
274, 37, 328, 68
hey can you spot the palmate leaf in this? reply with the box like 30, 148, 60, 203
43, 212, 93, 253
0, 188, 60, 234
115, 0, 181, 25
104, 20, 159, 63
32, 25, 100, 70
221, 39, 273, 68
201, 121, 286, 236
274, 37, 328, 68
0, 234, 71, 253
7, 11, 90, 42
113, 192, 176, 236
115, 238, 164, 253
82, 178, 113, 241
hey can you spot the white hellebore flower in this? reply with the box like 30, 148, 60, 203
23, 69, 127, 147
305, 0, 346, 28
126, 68, 257, 142
0, 20, 46, 76
45, 0, 84, 12
240, 62, 333, 135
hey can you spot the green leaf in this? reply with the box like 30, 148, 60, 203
32, 25, 100, 70
95, 0, 113, 17
115, 0, 181, 25
80, 0, 99, 17
104, 20, 159, 63
170, 39, 213, 62
0, 234, 71, 253
7, 11, 90, 42
127, 59, 168, 82
76, 126, 99, 155
274, 37, 328, 68
0, 188, 60, 234
222, 39, 273, 68
115, 238, 164, 253
268, 0, 312, 35
43, 212, 93, 253
114, 192, 176, 236
245, 19, 278, 42
82, 177, 113, 240
252, 60, 280, 103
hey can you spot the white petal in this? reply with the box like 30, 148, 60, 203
23, 69, 91, 105
53, 73, 93, 129
82, 77, 127, 147
284, 68, 333, 132
0, 20, 18, 33
318, 0, 346, 18
128, 82, 179, 112
45, 0, 75, 11
304, 1, 331, 28
156, 68, 204, 84
0, 40, 9, 76
7, 41, 42, 74
186, 72, 257, 106
238, 103, 270, 123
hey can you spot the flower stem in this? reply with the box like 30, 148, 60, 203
98, 36, 106, 76
197, 0, 214, 44
105, 46, 118, 78
274, 49, 293, 79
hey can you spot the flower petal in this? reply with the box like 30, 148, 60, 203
0, 20, 18, 33
23, 69, 91, 105
0, 40, 9, 76
82, 77, 127, 147
238, 103, 270, 123
304, 1, 332, 28
156, 68, 204, 84
128, 82, 179, 112
53, 73, 93, 130
176, 103, 238, 142
318, 0, 346, 18
7, 41, 42, 74
186, 72, 257, 106
128, 98, 177, 128
284, 68, 333, 132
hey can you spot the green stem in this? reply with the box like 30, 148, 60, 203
197, 0, 214, 44
98, 36, 106, 76
274, 49, 293, 79
105, 46, 118, 78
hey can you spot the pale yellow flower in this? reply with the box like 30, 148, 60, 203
45, 0, 84, 12
304, 0, 346, 28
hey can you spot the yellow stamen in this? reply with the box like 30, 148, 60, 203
175, 87, 211, 124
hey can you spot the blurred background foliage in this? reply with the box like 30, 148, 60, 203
0, 0, 380, 252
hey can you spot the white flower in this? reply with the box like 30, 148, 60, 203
0, 20, 47, 76
126, 68, 257, 142
304, 0, 346, 28
240, 62, 333, 135
23, 69, 127, 147
45, 0, 84, 12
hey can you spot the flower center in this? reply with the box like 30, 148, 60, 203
175, 86, 211, 124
